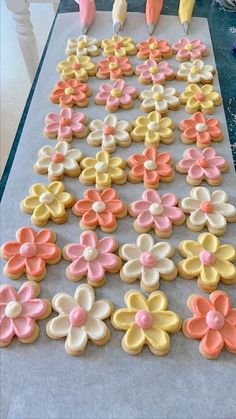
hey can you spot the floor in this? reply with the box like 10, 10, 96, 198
1, 2, 56, 176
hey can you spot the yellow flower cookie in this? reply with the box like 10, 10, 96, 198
21, 181, 76, 226
57, 55, 97, 82
101, 35, 137, 57
178, 232, 236, 292
80, 150, 127, 190
180, 84, 222, 114
112, 289, 181, 355
131, 111, 175, 146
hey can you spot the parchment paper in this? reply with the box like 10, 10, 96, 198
1, 12, 236, 419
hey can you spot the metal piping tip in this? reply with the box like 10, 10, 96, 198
82, 24, 89, 34
147, 23, 154, 35
113, 21, 121, 33
182, 21, 189, 35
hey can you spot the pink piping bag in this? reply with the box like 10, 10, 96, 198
74, 0, 96, 34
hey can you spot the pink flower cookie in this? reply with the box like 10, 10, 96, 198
49, 80, 92, 108
129, 189, 185, 238
72, 188, 127, 233
176, 147, 228, 186
0, 282, 51, 347
179, 112, 223, 148
127, 146, 174, 189
135, 60, 175, 85
137, 37, 172, 61
96, 55, 134, 80
95, 79, 138, 112
63, 230, 122, 287
182, 290, 236, 359
172, 38, 209, 61
44, 108, 88, 142
0, 227, 61, 281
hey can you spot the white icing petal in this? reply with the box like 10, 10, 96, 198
121, 244, 142, 260
137, 234, 154, 252
211, 190, 228, 203
181, 198, 200, 210
102, 135, 116, 148
151, 242, 172, 259
214, 202, 236, 216
142, 266, 159, 287
49, 162, 64, 176
66, 149, 82, 160
189, 209, 207, 226
123, 260, 142, 278
88, 130, 104, 141
141, 90, 154, 99
53, 293, 78, 314
116, 120, 130, 131
104, 114, 117, 127
155, 100, 168, 112
89, 300, 112, 319
37, 157, 52, 169
164, 87, 177, 97
155, 258, 175, 274
66, 325, 88, 352
74, 284, 95, 311
63, 157, 79, 171
48, 314, 70, 337
115, 130, 130, 142
56, 142, 69, 155
206, 213, 226, 229
165, 95, 179, 106
85, 315, 107, 340
152, 84, 164, 94
143, 98, 156, 108
90, 120, 105, 130
38, 145, 55, 157
192, 187, 211, 202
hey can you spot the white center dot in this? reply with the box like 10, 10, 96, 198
92, 201, 106, 213
39, 192, 54, 205
195, 123, 208, 132
149, 203, 164, 215
144, 160, 157, 170
83, 247, 98, 261
147, 122, 160, 132
5, 301, 22, 319
95, 162, 108, 173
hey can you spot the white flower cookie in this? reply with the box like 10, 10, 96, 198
66, 35, 101, 56
140, 84, 180, 114
87, 114, 131, 153
180, 187, 236, 236
46, 284, 113, 356
176, 59, 215, 84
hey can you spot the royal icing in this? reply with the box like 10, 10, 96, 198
72, 188, 126, 230
177, 59, 214, 83
1, 226, 61, 280
180, 84, 221, 113
179, 112, 222, 147
111, 289, 181, 355
101, 35, 137, 57
178, 232, 236, 290
120, 234, 176, 291
46, 284, 112, 355
131, 111, 174, 146
95, 79, 138, 111
140, 84, 180, 113
97, 55, 133, 80
57, 55, 97, 82
137, 37, 172, 60
87, 114, 131, 153
172, 38, 208, 61
136, 60, 175, 84
0, 282, 50, 347
63, 231, 120, 285
180, 187, 236, 233
66, 36, 101, 57
183, 291, 236, 358
50, 80, 90, 108
44, 108, 88, 141
130, 189, 185, 235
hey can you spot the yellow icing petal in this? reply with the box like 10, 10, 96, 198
96, 172, 111, 186
201, 84, 213, 94
213, 258, 236, 279
144, 327, 170, 351
148, 291, 168, 312
96, 151, 110, 165
200, 100, 213, 110
122, 324, 145, 352
187, 96, 200, 111
47, 199, 65, 217
181, 91, 194, 101
57, 192, 73, 205
215, 244, 236, 261
58, 61, 71, 70
206, 92, 220, 101
182, 257, 202, 276
68, 55, 79, 64
62, 68, 75, 78
122, 37, 132, 45
180, 240, 202, 257
188, 83, 201, 94
148, 111, 161, 123
112, 309, 135, 329
135, 116, 149, 127
81, 167, 97, 180
32, 203, 50, 222
75, 68, 87, 78
22, 195, 40, 210
101, 39, 113, 48
125, 44, 135, 52
112, 34, 122, 42
159, 117, 172, 129
200, 265, 220, 286
198, 233, 220, 253
108, 167, 124, 181
48, 181, 64, 196
109, 156, 124, 168
133, 126, 148, 138
79, 56, 90, 64
115, 48, 126, 57
83, 62, 96, 71
81, 157, 96, 168
30, 183, 48, 196
152, 311, 181, 332
146, 130, 160, 144
125, 291, 148, 311
159, 127, 172, 138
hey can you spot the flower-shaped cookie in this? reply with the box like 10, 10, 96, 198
97, 55, 134, 80
140, 84, 180, 114
127, 146, 174, 189
177, 59, 215, 84
179, 112, 223, 148
131, 111, 175, 146
180, 84, 222, 114
172, 38, 208, 61
95, 79, 138, 112
46, 284, 113, 356
63, 231, 121, 287
50, 80, 91, 108
21, 181, 75, 226
0, 226, 61, 281
137, 37, 172, 61
111, 290, 181, 355
57, 55, 97, 82
44, 108, 88, 142
87, 114, 131, 153
129, 189, 185, 238
66, 35, 101, 57
34, 142, 83, 181
176, 147, 228, 186
73, 188, 127, 232
119, 234, 177, 292
180, 187, 236, 236
178, 232, 236, 292
0, 282, 51, 347
182, 291, 236, 358
101, 35, 137, 57
80, 150, 127, 190
135, 60, 175, 84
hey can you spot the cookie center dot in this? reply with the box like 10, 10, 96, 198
61, 117, 72, 126
144, 160, 157, 170
191, 65, 200, 74
153, 92, 163, 101
195, 123, 208, 132
39, 192, 54, 205
194, 93, 205, 101
150, 65, 158, 74
78, 40, 86, 48
65, 87, 75, 96
199, 250, 216, 266
135, 310, 153, 329
83, 246, 98, 261
92, 201, 106, 213
72, 63, 81, 70
200, 200, 214, 213
140, 251, 157, 268
150, 42, 157, 50
103, 125, 116, 135
206, 310, 224, 330
111, 88, 122, 98
5, 301, 22, 319
185, 42, 193, 51
95, 162, 108, 173
196, 158, 209, 168
69, 306, 87, 327
52, 152, 65, 163
114, 41, 122, 49
109, 62, 118, 70
147, 121, 160, 132
20, 242, 37, 257
149, 203, 164, 215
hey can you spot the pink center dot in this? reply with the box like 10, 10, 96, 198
69, 307, 87, 327
103, 125, 116, 135
19, 243, 37, 257
194, 93, 205, 101
206, 310, 224, 330
114, 41, 122, 49
200, 201, 214, 213
199, 250, 216, 266
139, 252, 157, 268
72, 63, 81, 70
52, 152, 65, 163
135, 310, 153, 329
61, 117, 72, 126
196, 158, 209, 168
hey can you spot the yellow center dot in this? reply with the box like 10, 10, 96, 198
109, 62, 119, 70
191, 66, 200, 74
78, 41, 86, 48
111, 88, 122, 97
150, 66, 158, 74
185, 43, 193, 51
65, 87, 75, 95
153, 92, 163, 101
150, 42, 157, 50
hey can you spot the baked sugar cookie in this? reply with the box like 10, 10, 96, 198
96, 55, 134, 80
180, 187, 236, 236
135, 60, 175, 85
140, 84, 180, 114
129, 189, 185, 238
182, 291, 236, 358
0, 282, 51, 347
46, 284, 113, 356
95, 79, 138, 112
131, 111, 175, 146
137, 37, 172, 61
57, 55, 97, 82
63, 230, 122, 287
180, 84, 222, 114
44, 108, 88, 142
172, 38, 208, 61
176, 59, 215, 84
101, 35, 137, 57
119, 234, 177, 292
50, 80, 92, 108
111, 289, 181, 355
66, 35, 101, 57
178, 233, 236, 292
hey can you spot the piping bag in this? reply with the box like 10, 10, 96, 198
74, 0, 96, 34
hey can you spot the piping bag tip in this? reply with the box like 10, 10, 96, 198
82, 24, 89, 34
147, 23, 154, 35
182, 22, 189, 35
113, 21, 122, 33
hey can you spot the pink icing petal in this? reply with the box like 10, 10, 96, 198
84, 189, 101, 202
1, 241, 21, 257
193, 112, 206, 124
186, 148, 203, 160
75, 199, 93, 213
201, 147, 216, 159
69, 256, 88, 277
131, 200, 151, 214
206, 118, 219, 127
101, 188, 117, 202
177, 49, 190, 60
36, 243, 59, 260
226, 309, 236, 326
119, 93, 132, 105
13, 316, 35, 339
87, 261, 104, 282
35, 229, 53, 244
0, 284, 17, 304
207, 126, 221, 137
203, 166, 220, 179
0, 303, 6, 316
190, 50, 202, 59
220, 321, 236, 351
173, 38, 188, 49
161, 193, 177, 207
97, 211, 115, 227
58, 125, 72, 138
188, 164, 204, 179
143, 189, 161, 204
164, 206, 183, 220
136, 64, 149, 73
25, 256, 45, 277
46, 113, 61, 123
130, 153, 146, 164
184, 128, 197, 139
6, 254, 26, 274
144, 169, 159, 184
153, 215, 171, 231
207, 157, 225, 167
111, 68, 122, 79
16, 227, 36, 244
0, 316, 14, 344
45, 122, 60, 133
72, 112, 85, 124
200, 329, 224, 356
156, 152, 171, 165
66, 244, 85, 260
190, 295, 213, 316
96, 92, 109, 101
114, 79, 125, 91
144, 147, 158, 161
61, 108, 73, 119
97, 237, 115, 253
80, 231, 98, 248
156, 163, 172, 177
21, 299, 46, 318
107, 95, 120, 108
131, 163, 145, 178
60, 94, 74, 105
186, 317, 209, 338
17, 282, 38, 302
210, 292, 231, 316
179, 159, 196, 170
123, 86, 137, 96
137, 211, 154, 228
197, 132, 211, 144
83, 210, 98, 225
105, 199, 123, 213
96, 253, 118, 269
100, 83, 113, 93
152, 73, 165, 83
